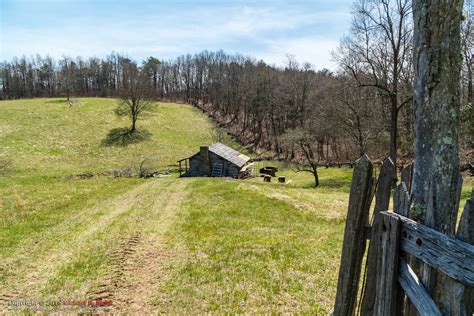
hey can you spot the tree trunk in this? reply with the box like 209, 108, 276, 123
389, 96, 398, 168
312, 165, 319, 188
131, 118, 136, 133
411, 1, 463, 313
160, 77, 164, 100
468, 68, 473, 105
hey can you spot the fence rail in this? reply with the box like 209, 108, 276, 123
333, 155, 474, 316
388, 211, 474, 286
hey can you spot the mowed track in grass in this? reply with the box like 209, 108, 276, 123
1, 98, 471, 313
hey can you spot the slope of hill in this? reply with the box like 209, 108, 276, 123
0, 98, 471, 313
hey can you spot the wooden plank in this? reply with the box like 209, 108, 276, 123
375, 158, 396, 217
448, 188, 474, 315
398, 258, 442, 316
456, 188, 473, 243
394, 183, 410, 217
393, 182, 411, 315
400, 162, 413, 194
360, 157, 395, 315
374, 211, 401, 315
391, 212, 474, 287
333, 155, 373, 316
418, 202, 462, 314
441, 174, 468, 315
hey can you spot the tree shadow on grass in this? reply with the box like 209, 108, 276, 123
101, 127, 151, 147
289, 176, 352, 191
318, 178, 352, 191
46, 99, 69, 104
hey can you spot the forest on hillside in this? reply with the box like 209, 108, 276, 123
1, 1, 473, 166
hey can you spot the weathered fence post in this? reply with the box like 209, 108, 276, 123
448, 188, 474, 315
393, 182, 411, 314
400, 163, 413, 194
334, 155, 373, 316
394, 183, 410, 217
360, 157, 395, 315
374, 212, 401, 315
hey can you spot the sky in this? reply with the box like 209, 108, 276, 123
0, 0, 353, 70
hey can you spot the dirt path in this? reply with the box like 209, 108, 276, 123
0, 179, 188, 314
87, 180, 187, 313
0, 181, 156, 313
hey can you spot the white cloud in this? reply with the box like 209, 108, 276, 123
255, 38, 340, 70
1, 3, 350, 68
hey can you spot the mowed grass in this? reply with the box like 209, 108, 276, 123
0, 97, 216, 264
0, 97, 220, 176
162, 177, 347, 314
0, 98, 471, 313
0, 98, 222, 305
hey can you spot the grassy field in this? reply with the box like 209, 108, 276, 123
0, 98, 472, 314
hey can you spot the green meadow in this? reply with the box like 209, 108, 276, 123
0, 98, 471, 313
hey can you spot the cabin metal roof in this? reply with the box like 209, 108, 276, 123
177, 143, 250, 168
209, 143, 250, 168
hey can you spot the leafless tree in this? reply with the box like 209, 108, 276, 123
60, 57, 74, 101
462, 0, 474, 106
335, 0, 413, 167
280, 128, 320, 188
331, 76, 386, 156
115, 61, 156, 133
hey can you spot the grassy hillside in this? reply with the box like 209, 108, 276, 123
0, 98, 471, 314
0, 98, 225, 176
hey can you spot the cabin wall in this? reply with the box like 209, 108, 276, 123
209, 152, 239, 177
186, 153, 240, 177
188, 156, 201, 176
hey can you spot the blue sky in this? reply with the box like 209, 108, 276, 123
0, 0, 353, 69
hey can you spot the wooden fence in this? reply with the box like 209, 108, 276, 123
333, 155, 473, 316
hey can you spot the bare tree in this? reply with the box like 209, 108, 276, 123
462, 0, 474, 106
60, 57, 74, 101
280, 128, 320, 188
329, 76, 386, 156
460, 1, 474, 149
116, 61, 156, 133
335, 0, 413, 167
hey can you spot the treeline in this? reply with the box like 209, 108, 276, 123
1, 1, 472, 166
0, 53, 134, 99
0, 51, 398, 161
